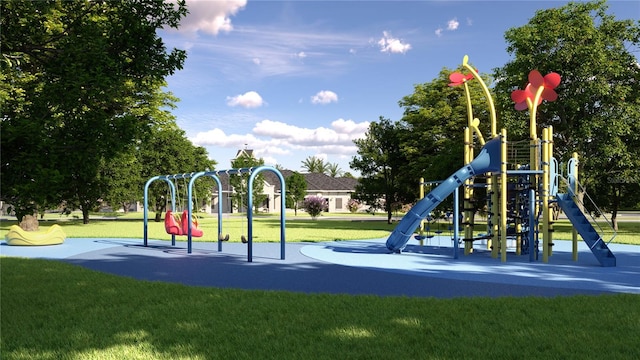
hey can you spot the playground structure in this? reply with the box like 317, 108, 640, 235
143, 166, 286, 262
387, 55, 617, 267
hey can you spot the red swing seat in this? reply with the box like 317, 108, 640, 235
181, 210, 203, 237
165, 210, 183, 235
165, 210, 203, 237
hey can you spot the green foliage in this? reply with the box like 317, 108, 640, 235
351, 117, 414, 224
230, 153, 266, 214
326, 162, 343, 177
286, 172, 307, 215
493, 0, 640, 223
0, 0, 188, 223
301, 156, 329, 174
398, 67, 493, 184
303, 196, 328, 219
137, 120, 217, 221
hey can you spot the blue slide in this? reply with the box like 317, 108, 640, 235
386, 137, 502, 252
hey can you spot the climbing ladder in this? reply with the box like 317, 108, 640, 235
556, 193, 616, 267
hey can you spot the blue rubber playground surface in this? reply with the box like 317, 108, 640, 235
2, 236, 640, 298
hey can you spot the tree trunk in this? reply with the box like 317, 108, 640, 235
155, 212, 162, 222
82, 207, 90, 224
387, 210, 393, 224
612, 184, 620, 232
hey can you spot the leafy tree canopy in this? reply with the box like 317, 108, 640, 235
493, 0, 640, 226
399, 66, 495, 184
351, 117, 413, 224
286, 172, 307, 215
301, 156, 329, 174
230, 153, 266, 214
1, 0, 188, 223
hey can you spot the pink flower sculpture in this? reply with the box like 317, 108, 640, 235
511, 70, 561, 111
448, 72, 474, 87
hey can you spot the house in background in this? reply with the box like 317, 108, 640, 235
209, 170, 358, 214
207, 149, 358, 214
263, 170, 358, 213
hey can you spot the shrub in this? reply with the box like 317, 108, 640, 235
347, 199, 361, 213
303, 196, 328, 220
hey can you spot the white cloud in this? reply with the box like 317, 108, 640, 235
436, 17, 464, 37
191, 118, 369, 153
190, 118, 370, 170
226, 91, 264, 108
191, 128, 260, 148
377, 31, 411, 54
447, 18, 459, 31
296, 51, 307, 59
252, 118, 368, 148
331, 118, 369, 136
252, 58, 261, 65
173, 0, 247, 35
311, 90, 338, 105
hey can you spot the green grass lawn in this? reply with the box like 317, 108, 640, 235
2, 257, 639, 360
2, 214, 640, 359
3, 212, 638, 244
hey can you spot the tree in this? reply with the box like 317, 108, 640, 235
102, 82, 182, 215
137, 123, 217, 222
286, 172, 307, 215
101, 147, 143, 214
396, 67, 494, 215
230, 153, 266, 214
0, 0, 187, 224
351, 117, 413, 224
301, 156, 329, 174
399, 67, 494, 187
326, 163, 343, 177
493, 0, 640, 229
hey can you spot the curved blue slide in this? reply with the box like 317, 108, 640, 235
386, 137, 502, 252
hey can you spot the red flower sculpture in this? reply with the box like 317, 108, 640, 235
448, 72, 474, 87
511, 70, 561, 111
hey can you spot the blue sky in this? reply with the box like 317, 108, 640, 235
159, 0, 639, 174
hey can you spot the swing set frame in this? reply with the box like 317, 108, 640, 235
143, 166, 286, 262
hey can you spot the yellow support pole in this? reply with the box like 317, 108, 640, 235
464, 127, 474, 255
490, 173, 499, 258
542, 128, 550, 262
529, 91, 541, 262
500, 129, 508, 263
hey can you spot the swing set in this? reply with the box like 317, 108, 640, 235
142, 166, 286, 262
163, 175, 204, 238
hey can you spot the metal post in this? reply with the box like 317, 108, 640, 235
453, 186, 460, 259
